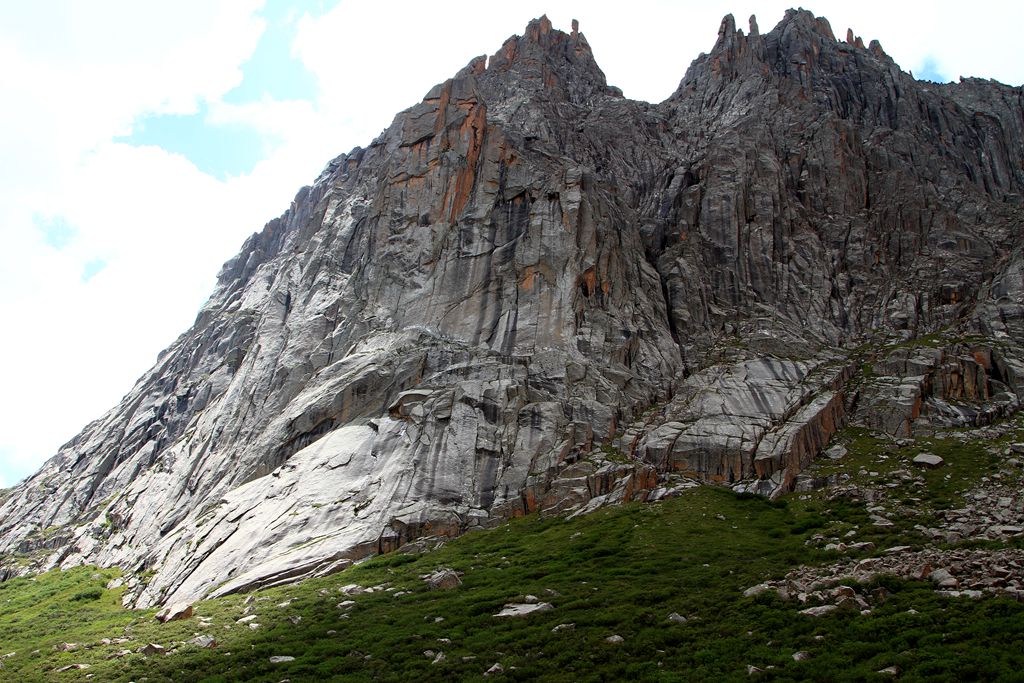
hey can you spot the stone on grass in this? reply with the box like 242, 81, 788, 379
883, 545, 913, 555
792, 651, 810, 661
425, 568, 462, 590
189, 635, 217, 648
825, 445, 847, 460
551, 623, 575, 632
485, 662, 504, 676
155, 602, 193, 623
493, 602, 553, 617
55, 664, 90, 672
912, 453, 944, 468
269, 655, 295, 663
799, 605, 839, 617
667, 612, 688, 624
139, 643, 166, 656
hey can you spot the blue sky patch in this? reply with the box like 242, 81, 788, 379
0, 446, 24, 489
122, 105, 271, 178
223, 0, 320, 104
119, 0, 336, 179
36, 214, 77, 249
81, 258, 108, 282
916, 57, 949, 83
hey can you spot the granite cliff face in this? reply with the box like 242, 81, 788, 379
2, 11, 1023, 607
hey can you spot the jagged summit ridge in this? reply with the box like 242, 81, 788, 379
1, 11, 1023, 609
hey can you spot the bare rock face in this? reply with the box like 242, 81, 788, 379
1, 11, 1023, 606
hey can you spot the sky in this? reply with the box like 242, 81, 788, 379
1, 0, 1022, 489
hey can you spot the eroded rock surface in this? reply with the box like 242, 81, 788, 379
1, 11, 1023, 606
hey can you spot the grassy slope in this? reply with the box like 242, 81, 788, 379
5, 249, 1017, 683
3, 426, 1024, 682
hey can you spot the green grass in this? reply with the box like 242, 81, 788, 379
811, 427, 1001, 510
2, 480, 1024, 682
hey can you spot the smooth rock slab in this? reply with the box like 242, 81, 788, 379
269, 655, 296, 663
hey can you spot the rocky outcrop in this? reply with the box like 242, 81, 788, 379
856, 342, 1022, 436
1, 11, 1023, 606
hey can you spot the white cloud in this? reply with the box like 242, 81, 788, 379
0, 1, 280, 483
1, 0, 1022, 485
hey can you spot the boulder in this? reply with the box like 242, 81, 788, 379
928, 568, 958, 588
799, 605, 839, 617
155, 602, 193, 623
188, 635, 217, 648
425, 569, 463, 590
912, 453, 945, 468
743, 583, 770, 598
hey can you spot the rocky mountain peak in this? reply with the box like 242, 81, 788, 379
1, 11, 1023, 612
481, 16, 614, 104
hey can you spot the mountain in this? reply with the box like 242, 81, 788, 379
2, 10, 1022, 610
